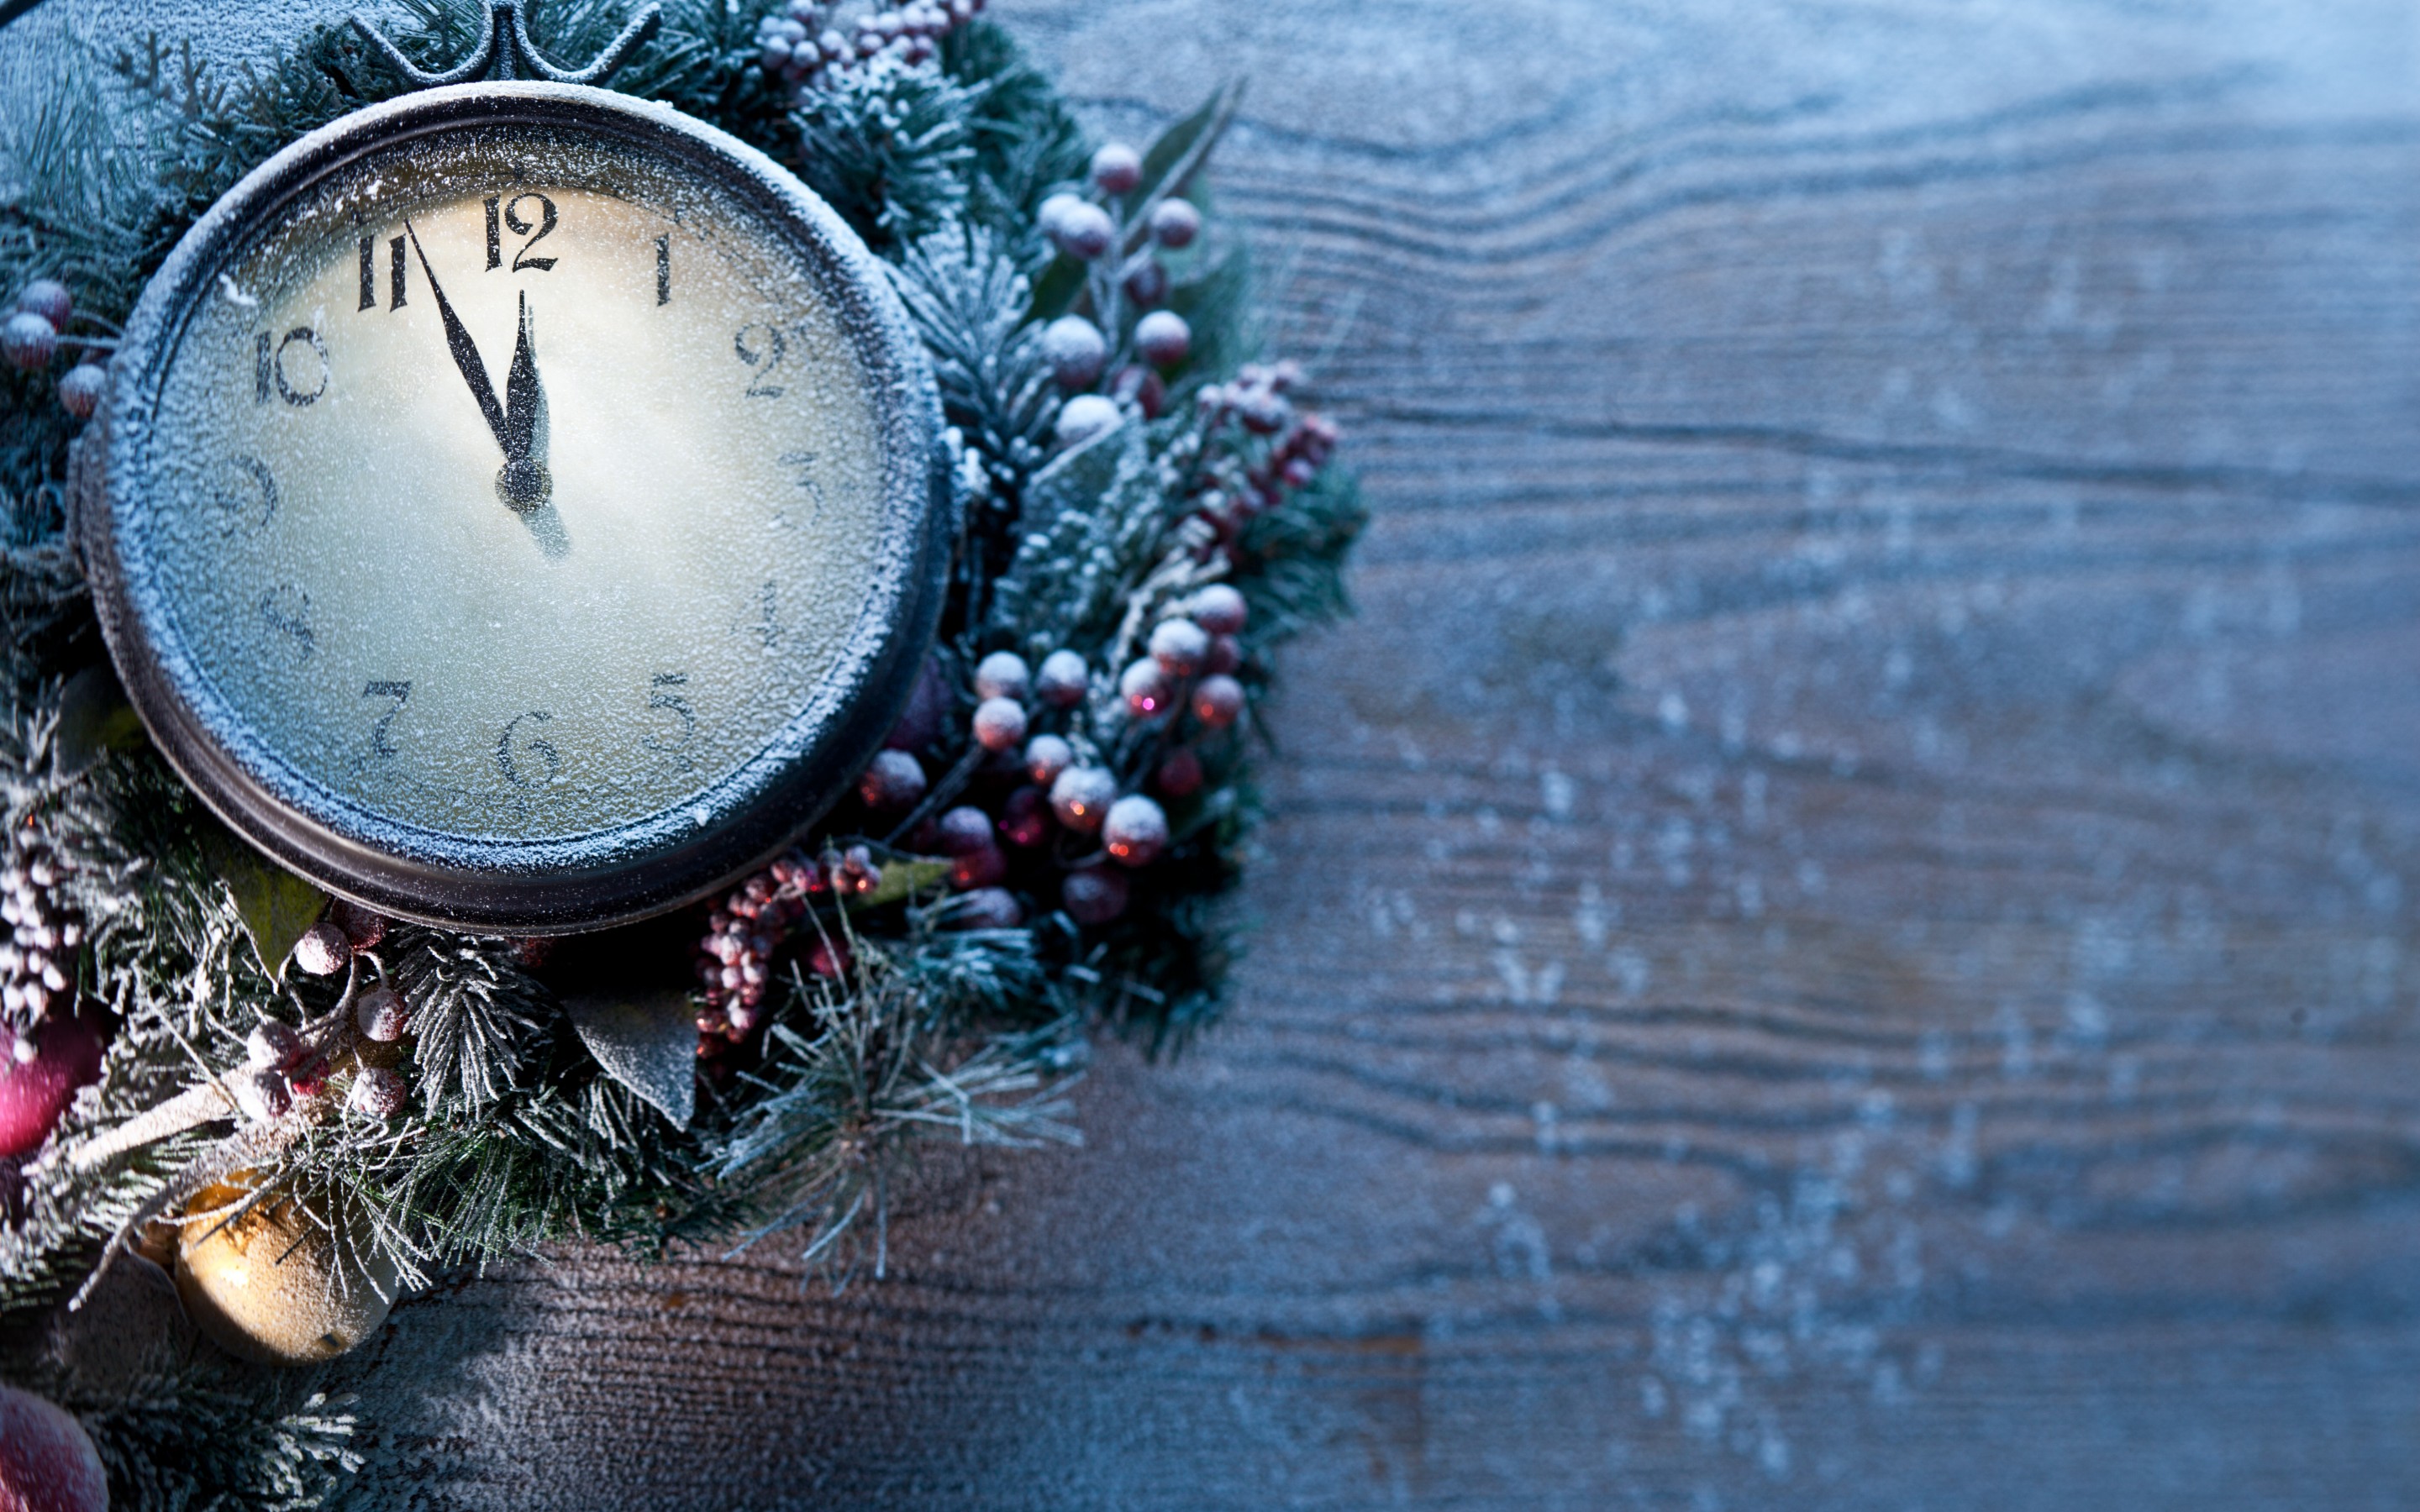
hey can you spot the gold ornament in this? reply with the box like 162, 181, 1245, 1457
175, 1174, 398, 1364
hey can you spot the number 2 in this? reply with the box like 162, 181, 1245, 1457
735, 323, 786, 397
361, 681, 410, 757
484, 193, 559, 272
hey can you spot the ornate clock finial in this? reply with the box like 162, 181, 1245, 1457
350, 1, 662, 89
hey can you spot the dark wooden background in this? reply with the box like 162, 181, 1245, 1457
25, 0, 2420, 1503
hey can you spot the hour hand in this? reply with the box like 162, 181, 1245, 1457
403, 220, 508, 454
497, 291, 550, 511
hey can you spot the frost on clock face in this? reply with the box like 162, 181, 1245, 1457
133, 127, 891, 845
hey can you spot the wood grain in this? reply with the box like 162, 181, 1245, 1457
295, 0, 2420, 1503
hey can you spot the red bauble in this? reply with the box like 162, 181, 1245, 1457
0, 1017, 101, 1160
0, 1383, 107, 1512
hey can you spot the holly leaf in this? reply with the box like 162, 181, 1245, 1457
1125, 77, 1244, 255
202, 828, 329, 976
1027, 251, 1086, 323
560, 986, 697, 1127
846, 858, 951, 911
52, 664, 145, 780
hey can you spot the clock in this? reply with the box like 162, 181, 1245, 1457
76, 81, 951, 934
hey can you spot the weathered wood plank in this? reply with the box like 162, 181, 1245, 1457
63, 0, 2409, 1503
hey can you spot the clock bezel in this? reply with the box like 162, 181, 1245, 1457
79, 82, 953, 936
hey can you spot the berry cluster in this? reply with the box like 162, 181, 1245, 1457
753, 0, 985, 101
694, 849, 872, 1050
0, 827, 80, 1046
1037, 142, 1206, 446
1182, 361, 1341, 547
2, 279, 112, 421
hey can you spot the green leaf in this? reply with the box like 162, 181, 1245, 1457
201, 827, 329, 975
1026, 250, 1087, 322
51, 663, 145, 780
561, 985, 698, 1128
848, 858, 952, 911
1135, 78, 1243, 216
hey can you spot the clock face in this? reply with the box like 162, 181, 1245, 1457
91, 88, 947, 929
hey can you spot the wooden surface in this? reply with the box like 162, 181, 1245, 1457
301, 0, 2420, 1504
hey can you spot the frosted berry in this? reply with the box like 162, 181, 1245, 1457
232, 1065, 292, 1123
1190, 583, 1248, 635
1204, 633, 1243, 675
838, 845, 882, 895
885, 655, 950, 750
292, 921, 349, 977
2, 312, 55, 372
1062, 867, 1129, 926
355, 985, 410, 1042
936, 806, 995, 856
1037, 192, 1086, 238
974, 650, 1031, 702
331, 899, 388, 952
1111, 364, 1165, 419
950, 887, 1025, 930
55, 362, 104, 420
808, 936, 852, 979
860, 749, 928, 811
1134, 310, 1192, 369
1039, 315, 1109, 388
1050, 202, 1116, 261
348, 1066, 408, 1118
1035, 650, 1090, 707
1148, 617, 1209, 676
999, 785, 1052, 847
0, 1016, 100, 1159
1023, 732, 1075, 786
1056, 393, 1122, 446
246, 1020, 304, 1070
972, 696, 1028, 753
1119, 658, 1174, 717
1123, 259, 1168, 307
0, 1384, 106, 1512
1102, 795, 1169, 867
1050, 767, 1118, 832
1192, 674, 1245, 729
951, 843, 1008, 890
1090, 142, 1143, 195
1150, 198, 1202, 249
1156, 747, 1204, 797
13, 279, 71, 328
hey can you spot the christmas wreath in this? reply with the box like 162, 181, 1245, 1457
0, 1, 1360, 1503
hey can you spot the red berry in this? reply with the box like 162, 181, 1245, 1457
808, 937, 853, 979
1102, 795, 1169, 867
974, 651, 1030, 701
356, 985, 410, 1042
1149, 617, 1209, 676
1111, 364, 1166, 418
949, 887, 1024, 929
1091, 142, 1143, 195
1192, 675, 1245, 729
347, 1066, 408, 1118
951, 844, 1008, 890
1120, 658, 1174, 717
1123, 260, 1169, 307
1061, 868, 1128, 925
331, 899, 388, 951
1057, 394, 1122, 446
860, 749, 928, 811
999, 785, 1053, 848
292, 921, 348, 977
55, 363, 103, 421
1204, 633, 1243, 675
1155, 748, 1204, 797
1050, 202, 1115, 261
1150, 198, 1202, 249
1050, 768, 1118, 832
0, 1383, 106, 1512
884, 656, 950, 750
1023, 733, 1075, 786
1041, 316, 1109, 388
1190, 584, 1247, 634
1, 312, 55, 372
1035, 650, 1089, 707
13, 280, 71, 328
245, 1020, 304, 1070
972, 697, 1028, 752
1135, 311, 1191, 369
936, 806, 994, 856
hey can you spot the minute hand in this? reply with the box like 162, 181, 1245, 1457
403, 220, 509, 454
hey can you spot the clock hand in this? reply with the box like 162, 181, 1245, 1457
402, 220, 509, 457
496, 291, 551, 512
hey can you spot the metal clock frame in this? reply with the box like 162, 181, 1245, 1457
77, 82, 953, 935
